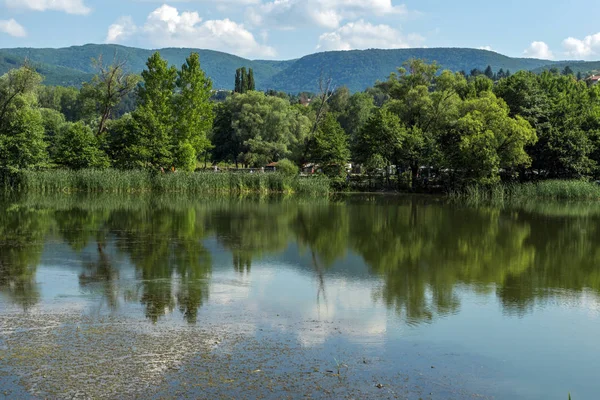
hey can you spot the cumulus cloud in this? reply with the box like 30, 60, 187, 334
106, 16, 137, 43
523, 41, 553, 59
563, 33, 600, 59
247, 0, 408, 30
4, 0, 91, 15
317, 20, 424, 51
0, 18, 27, 37
478, 45, 493, 51
106, 5, 276, 58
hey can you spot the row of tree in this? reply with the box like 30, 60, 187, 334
2, 53, 600, 189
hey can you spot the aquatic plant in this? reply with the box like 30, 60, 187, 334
449, 180, 600, 204
1, 169, 330, 196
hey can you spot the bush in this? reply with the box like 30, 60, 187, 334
275, 159, 299, 177
54, 122, 109, 169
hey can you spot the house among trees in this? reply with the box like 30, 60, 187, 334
586, 75, 600, 85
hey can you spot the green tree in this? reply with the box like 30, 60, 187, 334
310, 113, 350, 178
132, 52, 178, 169
54, 121, 110, 169
212, 91, 311, 167
40, 108, 65, 161
80, 57, 139, 136
441, 92, 537, 185
247, 68, 255, 91
174, 52, 214, 170
484, 65, 494, 80
0, 65, 47, 170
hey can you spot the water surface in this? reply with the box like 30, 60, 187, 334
0, 194, 599, 399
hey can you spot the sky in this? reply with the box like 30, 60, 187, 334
1, 0, 600, 61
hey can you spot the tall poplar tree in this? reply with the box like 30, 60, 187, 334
247, 68, 255, 91
133, 52, 177, 169
174, 52, 215, 170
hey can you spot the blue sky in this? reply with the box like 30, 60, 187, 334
0, 0, 599, 61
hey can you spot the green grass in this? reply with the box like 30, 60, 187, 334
1, 169, 330, 196
450, 180, 600, 204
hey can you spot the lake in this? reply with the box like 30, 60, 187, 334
0, 194, 598, 399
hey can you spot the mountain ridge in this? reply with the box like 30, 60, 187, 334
1, 44, 598, 92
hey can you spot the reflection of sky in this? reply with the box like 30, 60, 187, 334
2, 235, 600, 399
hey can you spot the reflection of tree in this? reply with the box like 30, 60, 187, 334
4, 194, 600, 327
108, 207, 212, 324
0, 206, 51, 310
208, 201, 294, 272
78, 242, 120, 311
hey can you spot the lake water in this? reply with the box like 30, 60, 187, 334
0, 194, 599, 399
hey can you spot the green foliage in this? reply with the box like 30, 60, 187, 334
276, 158, 299, 176
174, 53, 214, 166
310, 114, 350, 178
54, 122, 109, 169
212, 91, 311, 167
0, 66, 47, 170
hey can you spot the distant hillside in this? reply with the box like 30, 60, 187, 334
265, 48, 559, 92
0, 51, 93, 86
532, 60, 600, 75
1, 44, 599, 92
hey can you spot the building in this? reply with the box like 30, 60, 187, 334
586, 75, 600, 85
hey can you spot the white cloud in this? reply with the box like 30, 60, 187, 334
4, 0, 91, 15
478, 45, 493, 51
247, 0, 408, 30
106, 16, 137, 43
0, 18, 27, 37
523, 41, 553, 59
317, 20, 424, 52
106, 5, 276, 58
563, 33, 600, 59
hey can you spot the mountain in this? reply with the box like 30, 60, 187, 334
1, 44, 599, 92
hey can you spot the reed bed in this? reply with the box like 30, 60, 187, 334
450, 180, 600, 204
2, 169, 330, 196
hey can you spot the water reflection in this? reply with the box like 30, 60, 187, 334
1, 194, 599, 325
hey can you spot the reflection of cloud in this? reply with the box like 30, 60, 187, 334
210, 266, 389, 348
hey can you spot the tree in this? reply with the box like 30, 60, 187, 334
234, 69, 242, 94
0, 65, 47, 170
54, 122, 109, 169
484, 65, 494, 80
441, 92, 537, 185
0, 64, 42, 130
247, 68, 255, 91
309, 113, 350, 179
562, 66, 574, 76
339, 92, 375, 141
132, 52, 178, 169
80, 56, 139, 136
354, 108, 404, 186
377, 61, 463, 188
40, 108, 65, 161
212, 91, 311, 167
174, 52, 214, 170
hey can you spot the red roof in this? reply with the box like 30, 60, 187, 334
266, 162, 278, 167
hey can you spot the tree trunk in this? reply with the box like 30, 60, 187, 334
411, 163, 419, 191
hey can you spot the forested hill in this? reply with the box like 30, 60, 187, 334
1, 44, 598, 92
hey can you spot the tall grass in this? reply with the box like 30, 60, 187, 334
2, 169, 330, 196
450, 180, 600, 204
